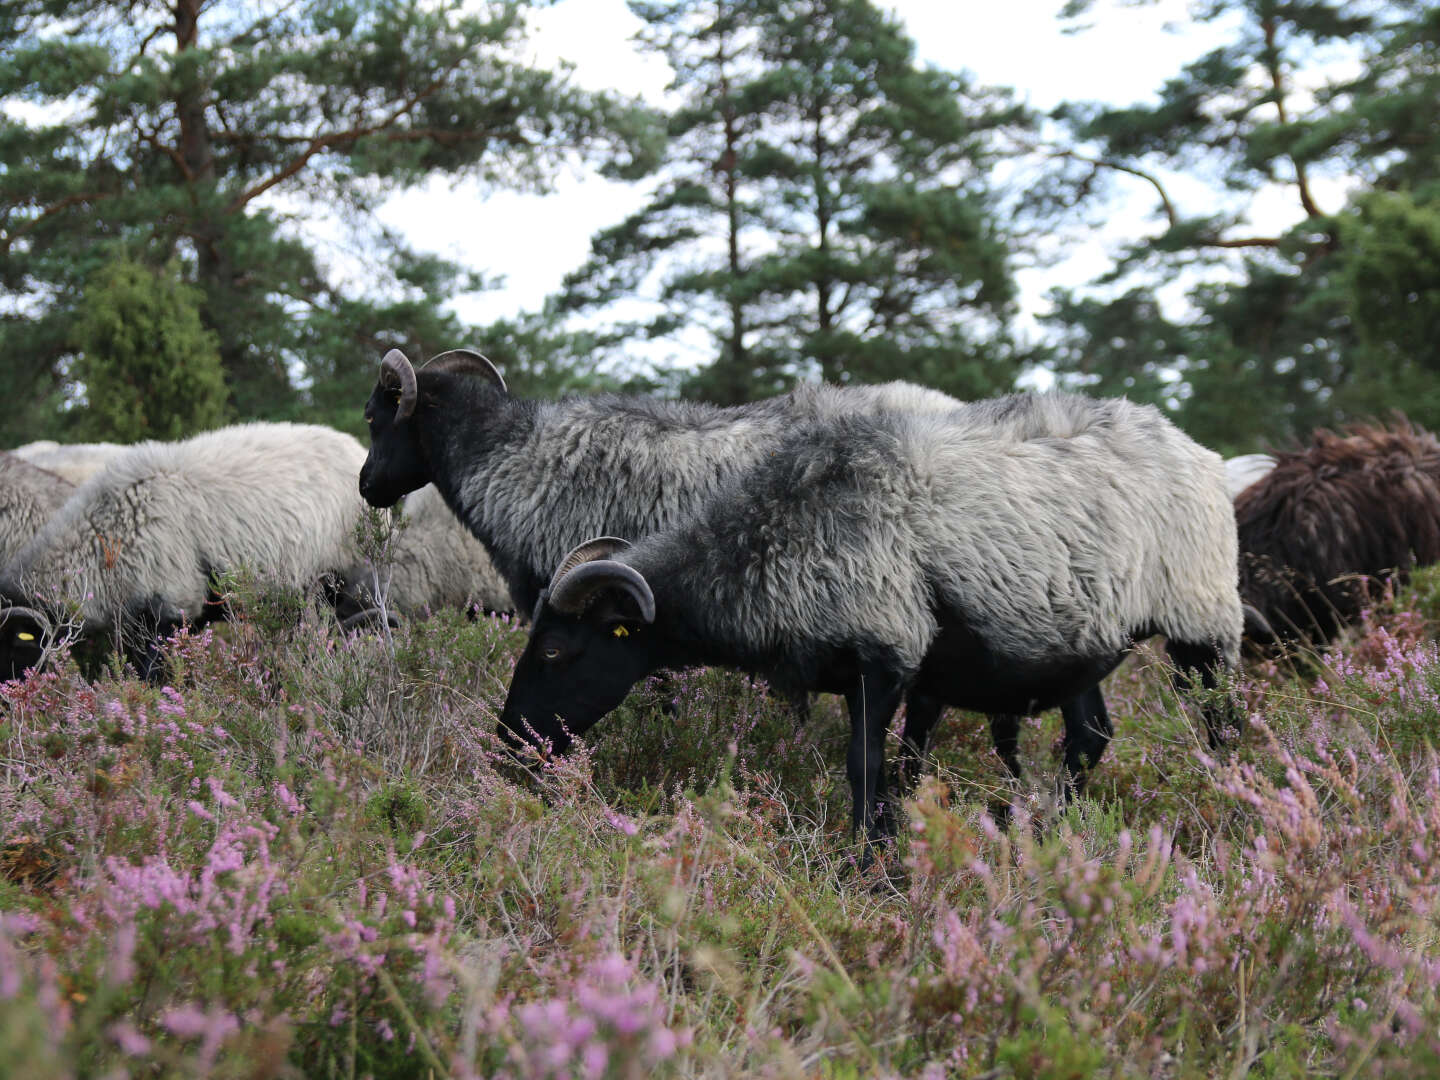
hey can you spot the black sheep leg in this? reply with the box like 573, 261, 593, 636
897, 690, 945, 788
989, 712, 1024, 781
1166, 640, 1238, 748
844, 665, 906, 847
1060, 684, 1112, 796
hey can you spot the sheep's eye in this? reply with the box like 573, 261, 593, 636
542, 646, 560, 661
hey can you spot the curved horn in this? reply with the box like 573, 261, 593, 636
547, 536, 631, 593
424, 348, 507, 394
0, 606, 52, 635
339, 607, 401, 633
549, 560, 655, 624
1242, 602, 1276, 642
379, 349, 419, 421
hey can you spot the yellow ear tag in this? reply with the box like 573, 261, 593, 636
16, 632, 34, 642
612, 625, 629, 638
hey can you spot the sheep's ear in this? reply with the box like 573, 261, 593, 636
548, 559, 655, 624
424, 348, 507, 395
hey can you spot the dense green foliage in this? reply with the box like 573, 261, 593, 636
560, 0, 1027, 402
0, 0, 661, 442
72, 259, 229, 442
1044, 0, 1440, 452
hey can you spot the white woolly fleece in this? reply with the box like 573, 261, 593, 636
12, 441, 125, 487
9, 423, 368, 629
0, 453, 75, 569
1223, 454, 1276, 500
362, 484, 511, 615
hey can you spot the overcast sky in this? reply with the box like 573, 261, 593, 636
360, 0, 1344, 346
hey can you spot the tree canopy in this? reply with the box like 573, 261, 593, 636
72, 257, 229, 442
558, 0, 1028, 403
1043, 0, 1440, 451
0, 0, 661, 442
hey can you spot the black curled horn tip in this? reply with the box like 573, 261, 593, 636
547, 536, 632, 593
379, 348, 419, 421
339, 607, 401, 633
425, 347, 507, 395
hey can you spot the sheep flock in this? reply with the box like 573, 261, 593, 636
4, 352, 1438, 849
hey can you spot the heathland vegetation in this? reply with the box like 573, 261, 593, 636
4, 565, 1440, 1077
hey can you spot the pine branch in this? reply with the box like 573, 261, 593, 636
221, 55, 470, 215
1040, 144, 1296, 251
1, 193, 117, 253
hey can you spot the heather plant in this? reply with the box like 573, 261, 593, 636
3, 570, 1440, 1076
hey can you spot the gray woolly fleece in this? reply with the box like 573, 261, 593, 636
620, 392, 1243, 687
7, 423, 368, 630
0, 452, 75, 569
422, 378, 962, 613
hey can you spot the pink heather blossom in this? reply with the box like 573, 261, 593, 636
604, 808, 639, 836
206, 776, 239, 808
273, 782, 303, 816
161, 1004, 239, 1072
109, 1021, 151, 1056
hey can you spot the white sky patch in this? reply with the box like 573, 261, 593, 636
8, 0, 1364, 368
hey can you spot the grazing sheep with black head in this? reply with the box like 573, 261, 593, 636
498, 393, 1244, 851
0, 423, 371, 679
358, 347, 964, 745
1235, 419, 1440, 649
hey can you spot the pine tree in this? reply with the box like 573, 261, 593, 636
1044, 0, 1440, 448
0, 0, 662, 442
73, 258, 229, 442
561, 0, 1026, 402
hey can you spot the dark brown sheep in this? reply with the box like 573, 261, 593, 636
1235, 418, 1440, 648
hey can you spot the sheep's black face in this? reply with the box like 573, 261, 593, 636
0, 608, 48, 682
359, 380, 428, 507
497, 600, 653, 760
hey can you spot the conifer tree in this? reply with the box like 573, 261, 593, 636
73, 258, 229, 442
0, 0, 661, 441
1045, 0, 1440, 449
562, 0, 1027, 401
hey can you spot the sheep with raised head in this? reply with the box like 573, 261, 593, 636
0, 422, 371, 678
498, 392, 1244, 848
357, 348, 964, 615
0, 452, 74, 568
1236, 419, 1440, 649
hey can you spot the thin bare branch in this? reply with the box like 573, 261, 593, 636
222, 55, 470, 214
